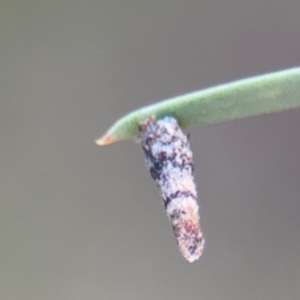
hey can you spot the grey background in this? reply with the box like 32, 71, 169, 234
1, 1, 300, 299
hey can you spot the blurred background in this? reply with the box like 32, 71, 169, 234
1, 1, 300, 299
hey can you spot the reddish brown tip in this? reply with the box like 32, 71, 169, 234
95, 134, 114, 146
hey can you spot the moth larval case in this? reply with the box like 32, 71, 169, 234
139, 116, 204, 262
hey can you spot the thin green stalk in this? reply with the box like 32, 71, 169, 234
96, 67, 300, 146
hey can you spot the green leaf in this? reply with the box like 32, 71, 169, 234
96, 67, 300, 146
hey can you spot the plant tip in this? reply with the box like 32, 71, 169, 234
95, 134, 113, 146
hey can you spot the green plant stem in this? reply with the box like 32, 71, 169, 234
97, 67, 300, 146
